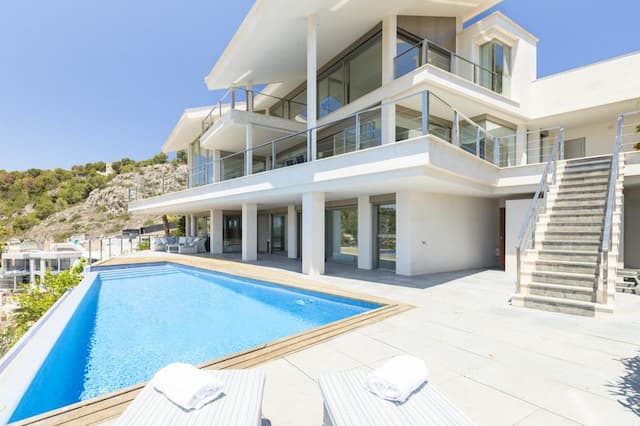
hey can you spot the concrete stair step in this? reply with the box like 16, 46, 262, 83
518, 294, 596, 316
562, 155, 612, 166
558, 178, 610, 188
526, 282, 595, 302
558, 163, 611, 173
551, 199, 606, 208
548, 206, 605, 215
559, 170, 611, 181
537, 231, 602, 242
539, 219, 603, 228
541, 225, 603, 233
531, 259, 598, 274
535, 249, 599, 262
548, 185, 608, 195
540, 240, 601, 251
616, 280, 638, 294
548, 192, 608, 201
531, 270, 596, 287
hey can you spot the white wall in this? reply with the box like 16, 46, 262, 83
624, 186, 640, 268
505, 199, 531, 275
397, 191, 498, 275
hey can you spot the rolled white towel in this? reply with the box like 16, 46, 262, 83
152, 363, 224, 410
365, 355, 429, 403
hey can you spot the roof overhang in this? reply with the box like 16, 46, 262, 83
205, 0, 502, 90
161, 106, 213, 153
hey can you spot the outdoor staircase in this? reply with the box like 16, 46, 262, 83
515, 155, 622, 316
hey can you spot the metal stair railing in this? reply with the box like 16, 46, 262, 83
515, 128, 564, 294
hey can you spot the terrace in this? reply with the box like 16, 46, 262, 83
13, 252, 640, 425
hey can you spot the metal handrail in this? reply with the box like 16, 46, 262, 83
514, 128, 564, 292
599, 113, 625, 299
394, 38, 507, 92
202, 87, 308, 134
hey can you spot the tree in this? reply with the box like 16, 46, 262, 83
635, 124, 640, 151
174, 150, 188, 164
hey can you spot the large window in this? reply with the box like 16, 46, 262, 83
317, 33, 382, 119
479, 40, 511, 94
188, 140, 213, 187
326, 207, 358, 263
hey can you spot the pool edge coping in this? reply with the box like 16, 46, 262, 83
10, 255, 412, 426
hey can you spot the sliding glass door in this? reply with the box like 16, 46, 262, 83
375, 203, 396, 270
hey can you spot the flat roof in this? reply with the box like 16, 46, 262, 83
204, 0, 502, 90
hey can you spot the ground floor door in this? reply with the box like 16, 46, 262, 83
271, 214, 286, 253
326, 207, 358, 264
374, 203, 396, 270
223, 214, 241, 253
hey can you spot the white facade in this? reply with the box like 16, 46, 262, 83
128, 0, 640, 287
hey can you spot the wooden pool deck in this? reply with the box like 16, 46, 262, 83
13, 254, 409, 426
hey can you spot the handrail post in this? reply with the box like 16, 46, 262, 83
493, 137, 500, 165
452, 111, 460, 146
230, 87, 236, 110
421, 91, 429, 135
355, 113, 361, 150
422, 40, 429, 67
271, 141, 276, 169
559, 128, 565, 161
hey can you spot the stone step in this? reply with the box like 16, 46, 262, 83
544, 212, 605, 222
616, 280, 638, 294
548, 185, 608, 195
531, 270, 596, 287
535, 249, 599, 262
531, 259, 598, 274
548, 192, 608, 201
537, 231, 602, 242
547, 205, 605, 215
537, 216, 604, 229
526, 282, 595, 302
562, 155, 612, 166
519, 294, 596, 316
551, 199, 606, 208
540, 224, 603, 233
558, 177, 610, 188
558, 170, 611, 181
540, 240, 601, 251
558, 162, 611, 173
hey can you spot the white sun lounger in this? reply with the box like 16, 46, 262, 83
115, 369, 265, 426
319, 367, 475, 426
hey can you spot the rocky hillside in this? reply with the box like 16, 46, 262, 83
20, 163, 187, 243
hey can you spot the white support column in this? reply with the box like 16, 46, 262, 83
190, 214, 197, 237
40, 258, 46, 282
306, 14, 318, 160
381, 15, 397, 145
184, 215, 190, 237
381, 15, 397, 85
29, 258, 36, 283
245, 124, 254, 176
302, 192, 325, 275
287, 205, 297, 259
210, 209, 223, 254
396, 191, 426, 276
357, 196, 373, 270
242, 203, 258, 261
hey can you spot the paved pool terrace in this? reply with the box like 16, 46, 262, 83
16, 252, 640, 425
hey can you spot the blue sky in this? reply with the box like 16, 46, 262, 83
0, 0, 637, 171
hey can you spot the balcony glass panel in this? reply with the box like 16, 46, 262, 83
395, 37, 421, 78
221, 152, 244, 181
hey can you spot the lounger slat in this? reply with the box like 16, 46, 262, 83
319, 367, 475, 426
115, 369, 264, 426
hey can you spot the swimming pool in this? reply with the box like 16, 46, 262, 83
8, 262, 379, 422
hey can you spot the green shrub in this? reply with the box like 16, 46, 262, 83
137, 239, 151, 250
0, 263, 85, 356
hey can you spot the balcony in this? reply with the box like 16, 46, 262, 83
129, 90, 570, 205
394, 39, 509, 96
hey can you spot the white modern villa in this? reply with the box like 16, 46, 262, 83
128, 0, 640, 316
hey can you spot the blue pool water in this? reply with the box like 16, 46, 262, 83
10, 263, 379, 422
